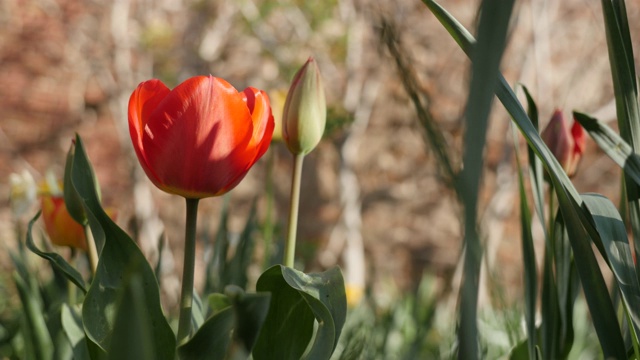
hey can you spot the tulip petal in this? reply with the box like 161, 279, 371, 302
571, 120, 586, 156
128, 80, 171, 185
243, 87, 275, 160
41, 196, 87, 250
142, 76, 255, 198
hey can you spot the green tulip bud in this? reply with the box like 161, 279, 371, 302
282, 57, 326, 155
64, 139, 87, 225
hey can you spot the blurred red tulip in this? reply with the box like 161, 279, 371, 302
541, 109, 586, 177
41, 195, 87, 251
128, 76, 274, 199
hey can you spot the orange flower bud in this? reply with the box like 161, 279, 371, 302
541, 109, 586, 177
282, 57, 326, 155
41, 195, 87, 251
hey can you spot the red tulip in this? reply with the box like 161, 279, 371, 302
541, 109, 586, 177
41, 195, 88, 251
128, 76, 275, 198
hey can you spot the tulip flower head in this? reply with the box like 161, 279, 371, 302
41, 194, 88, 251
282, 57, 326, 155
541, 109, 586, 177
128, 76, 274, 199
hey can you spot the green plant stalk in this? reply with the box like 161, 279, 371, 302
284, 153, 304, 268
85, 225, 99, 275
177, 198, 200, 344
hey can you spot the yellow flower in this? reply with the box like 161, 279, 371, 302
345, 284, 364, 308
9, 170, 37, 218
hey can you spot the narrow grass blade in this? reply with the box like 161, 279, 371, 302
512, 127, 538, 359
550, 209, 577, 358
519, 85, 546, 235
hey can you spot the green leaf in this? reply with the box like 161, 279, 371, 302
25, 212, 87, 294
519, 85, 546, 234
253, 265, 346, 360
512, 127, 537, 360
13, 271, 53, 360
68, 135, 175, 358
177, 306, 234, 360
179, 288, 270, 360
455, 0, 514, 358
601, 0, 640, 293
422, 1, 627, 357
225, 285, 271, 353
207, 293, 231, 316
549, 210, 576, 358
581, 194, 640, 355
107, 274, 157, 360
61, 304, 90, 360
573, 112, 640, 188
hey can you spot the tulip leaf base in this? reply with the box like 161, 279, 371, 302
68, 135, 176, 359
253, 265, 346, 360
178, 286, 270, 360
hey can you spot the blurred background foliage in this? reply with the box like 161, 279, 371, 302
2, 0, 640, 358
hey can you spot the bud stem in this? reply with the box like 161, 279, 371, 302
177, 198, 200, 344
284, 154, 305, 268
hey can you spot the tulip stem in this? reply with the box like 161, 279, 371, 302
177, 198, 200, 345
85, 225, 99, 275
284, 154, 305, 268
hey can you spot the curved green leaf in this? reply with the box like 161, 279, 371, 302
180, 287, 270, 360
25, 212, 87, 293
61, 304, 90, 360
253, 265, 346, 360
69, 135, 175, 358
582, 193, 640, 356
225, 285, 271, 353
281, 266, 347, 358
177, 307, 234, 360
